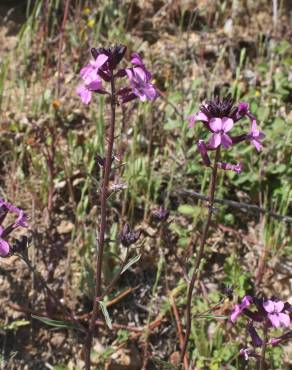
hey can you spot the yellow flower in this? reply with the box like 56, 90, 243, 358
255, 90, 261, 97
87, 19, 95, 28
83, 7, 91, 15
52, 100, 61, 109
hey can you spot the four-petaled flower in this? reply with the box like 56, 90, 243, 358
0, 199, 28, 257
188, 96, 265, 154
208, 117, 234, 149
76, 54, 108, 104
248, 120, 265, 152
263, 300, 291, 328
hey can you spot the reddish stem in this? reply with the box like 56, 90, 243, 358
84, 73, 116, 370
179, 147, 220, 368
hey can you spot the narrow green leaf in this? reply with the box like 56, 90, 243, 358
31, 315, 77, 330
99, 301, 112, 329
121, 254, 141, 274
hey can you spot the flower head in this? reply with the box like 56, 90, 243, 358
263, 300, 291, 328
0, 199, 28, 257
119, 223, 141, 247
91, 44, 127, 70
188, 94, 264, 152
124, 53, 157, 102
208, 117, 234, 149
231, 295, 253, 323
76, 54, 108, 104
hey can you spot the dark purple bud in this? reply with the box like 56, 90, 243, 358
115, 68, 127, 78
247, 322, 263, 347
197, 140, 211, 166
269, 331, 292, 346
11, 235, 28, 254
119, 223, 141, 247
0, 205, 8, 225
120, 92, 137, 104
217, 161, 242, 174
151, 207, 170, 222
92, 45, 127, 70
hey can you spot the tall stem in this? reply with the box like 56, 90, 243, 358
259, 322, 268, 370
84, 74, 116, 370
179, 147, 220, 368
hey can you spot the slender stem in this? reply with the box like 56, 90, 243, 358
84, 73, 116, 370
179, 147, 220, 368
259, 322, 268, 370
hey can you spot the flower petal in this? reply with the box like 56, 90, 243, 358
221, 134, 233, 148
77, 85, 92, 105
230, 295, 253, 323
94, 54, 108, 69
188, 111, 208, 128
251, 139, 263, 152
268, 313, 280, 328
209, 118, 223, 132
222, 117, 234, 132
278, 313, 290, 327
0, 238, 9, 257
263, 300, 275, 313
274, 301, 284, 313
208, 133, 221, 148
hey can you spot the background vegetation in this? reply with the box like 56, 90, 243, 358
0, 0, 291, 369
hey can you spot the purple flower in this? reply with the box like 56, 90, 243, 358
0, 199, 28, 257
188, 95, 264, 152
263, 300, 291, 328
231, 295, 253, 323
239, 348, 250, 361
217, 161, 242, 174
125, 67, 157, 102
248, 120, 265, 152
197, 140, 211, 166
208, 117, 234, 149
76, 54, 108, 104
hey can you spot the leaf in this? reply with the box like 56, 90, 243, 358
99, 301, 112, 329
31, 315, 78, 330
152, 358, 177, 369
178, 204, 198, 216
2, 320, 30, 331
121, 254, 141, 274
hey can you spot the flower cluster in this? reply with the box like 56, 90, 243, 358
0, 199, 28, 257
230, 295, 292, 360
189, 95, 265, 173
77, 45, 157, 105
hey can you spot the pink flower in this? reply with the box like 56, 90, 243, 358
248, 120, 265, 152
208, 117, 234, 149
231, 295, 253, 323
0, 199, 28, 257
76, 54, 108, 104
263, 300, 291, 328
188, 110, 208, 128
126, 67, 156, 102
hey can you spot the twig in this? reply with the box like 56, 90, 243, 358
180, 189, 292, 223
171, 297, 189, 370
